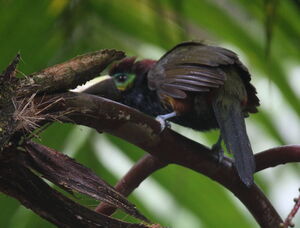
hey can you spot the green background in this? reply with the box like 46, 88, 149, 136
0, 0, 299, 227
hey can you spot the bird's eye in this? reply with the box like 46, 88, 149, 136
112, 73, 135, 91
116, 74, 127, 83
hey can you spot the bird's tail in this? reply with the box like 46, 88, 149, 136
213, 99, 255, 187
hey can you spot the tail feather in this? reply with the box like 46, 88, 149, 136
213, 99, 255, 187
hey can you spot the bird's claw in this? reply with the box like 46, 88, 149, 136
212, 144, 224, 163
155, 115, 171, 132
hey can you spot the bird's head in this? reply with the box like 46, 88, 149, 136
108, 57, 169, 116
109, 57, 156, 92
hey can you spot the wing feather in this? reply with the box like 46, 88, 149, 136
147, 42, 248, 100
172, 75, 224, 85
162, 83, 209, 93
159, 85, 187, 99
165, 78, 221, 88
165, 65, 226, 81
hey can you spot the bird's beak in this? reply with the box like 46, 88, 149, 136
80, 76, 121, 100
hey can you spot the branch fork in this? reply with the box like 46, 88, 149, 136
0, 50, 299, 228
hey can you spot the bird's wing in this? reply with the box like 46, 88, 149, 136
147, 42, 242, 99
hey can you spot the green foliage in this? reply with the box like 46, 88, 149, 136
0, 0, 299, 227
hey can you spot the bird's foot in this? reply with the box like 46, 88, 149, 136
211, 143, 224, 163
155, 115, 171, 132
155, 112, 177, 132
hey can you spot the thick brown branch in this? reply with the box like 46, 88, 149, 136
1, 48, 298, 227
47, 91, 299, 228
24, 141, 148, 222
17, 49, 125, 97
96, 143, 300, 217
0, 51, 166, 227
255, 145, 300, 171
0, 49, 125, 146
0, 149, 147, 228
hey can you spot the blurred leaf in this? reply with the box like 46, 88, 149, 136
264, 0, 279, 56
1, 0, 299, 227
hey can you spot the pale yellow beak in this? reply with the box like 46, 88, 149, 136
80, 76, 121, 100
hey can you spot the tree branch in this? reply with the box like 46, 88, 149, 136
2, 50, 299, 227
95, 144, 300, 217
45, 91, 300, 228
255, 145, 300, 171
17, 49, 125, 97
282, 189, 300, 228
0, 147, 148, 228
0, 49, 125, 146
24, 141, 148, 222
95, 154, 167, 215
0, 51, 163, 227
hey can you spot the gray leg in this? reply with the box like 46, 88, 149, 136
155, 111, 177, 132
212, 134, 224, 162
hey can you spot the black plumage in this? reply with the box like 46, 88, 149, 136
109, 42, 260, 186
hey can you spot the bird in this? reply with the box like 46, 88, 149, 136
107, 41, 260, 187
